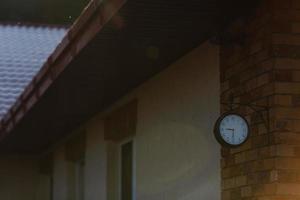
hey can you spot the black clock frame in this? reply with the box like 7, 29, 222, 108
214, 112, 250, 148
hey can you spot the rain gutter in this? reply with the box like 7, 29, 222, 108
0, 0, 126, 140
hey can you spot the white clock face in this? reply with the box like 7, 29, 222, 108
219, 114, 249, 146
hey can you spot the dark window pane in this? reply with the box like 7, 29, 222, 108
121, 141, 133, 200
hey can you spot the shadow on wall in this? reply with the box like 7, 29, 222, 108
137, 121, 220, 200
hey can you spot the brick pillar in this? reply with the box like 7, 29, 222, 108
221, 0, 300, 199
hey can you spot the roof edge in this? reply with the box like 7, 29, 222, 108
0, 20, 69, 29
0, 0, 127, 140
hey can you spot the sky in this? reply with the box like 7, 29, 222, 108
0, 0, 90, 25
0, 0, 262, 27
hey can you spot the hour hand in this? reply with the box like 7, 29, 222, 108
226, 128, 234, 131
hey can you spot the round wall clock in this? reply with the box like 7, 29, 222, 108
214, 113, 250, 148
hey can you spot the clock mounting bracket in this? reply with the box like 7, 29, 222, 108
221, 95, 270, 135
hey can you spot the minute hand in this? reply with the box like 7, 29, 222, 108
227, 128, 235, 143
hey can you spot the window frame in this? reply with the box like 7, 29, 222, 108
74, 159, 85, 200
118, 138, 136, 200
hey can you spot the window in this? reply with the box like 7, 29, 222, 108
67, 159, 85, 200
107, 139, 136, 200
75, 160, 85, 200
121, 140, 134, 200
37, 155, 54, 200
65, 130, 86, 200
50, 176, 54, 200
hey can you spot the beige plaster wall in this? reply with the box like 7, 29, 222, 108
36, 174, 52, 200
53, 147, 69, 200
51, 121, 108, 200
51, 41, 220, 200
84, 120, 107, 200
0, 156, 39, 200
133, 41, 220, 200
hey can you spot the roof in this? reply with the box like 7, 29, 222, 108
0, 24, 66, 120
0, 0, 260, 153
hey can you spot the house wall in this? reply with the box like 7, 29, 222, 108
53, 147, 69, 200
51, 41, 221, 200
0, 156, 39, 200
85, 120, 107, 200
132, 41, 220, 199
220, 0, 300, 199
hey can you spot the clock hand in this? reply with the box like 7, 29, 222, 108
226, 128, 235, 143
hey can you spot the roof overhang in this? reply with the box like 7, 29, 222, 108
0, 0, 259, 154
